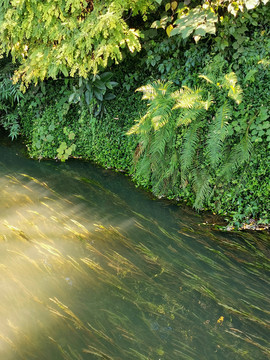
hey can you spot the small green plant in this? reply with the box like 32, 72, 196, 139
68, 72, 118, 117
56, 127, 77, 162
249, 107, 270, 147
0, 58, 24, 138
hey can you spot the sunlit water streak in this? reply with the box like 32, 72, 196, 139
0, 133, 269, 360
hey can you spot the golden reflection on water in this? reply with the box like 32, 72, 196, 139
0, 169, 269, 360
0, 174, 88, 358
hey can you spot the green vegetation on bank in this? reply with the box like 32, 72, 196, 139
0, 0, 269, 228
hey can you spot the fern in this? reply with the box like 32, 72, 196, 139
128, 69, 249, 210
198, 74, 216, 85
191, 168, 212, 209
150, 121, 178, 195
180, 122, 202, 177
206, 102, 232, 168
172, 86, 203, 110
132, 81, 176, 132
128, 81, 181, 196
200, 68, 243, 105
134, 152, 152, 185
223, 72, 238, 88
177, 108, 206, 126
223, 72, 243, 104
127, 114, 148, 135
150, 126, 167, 156
220, 134, 252, 181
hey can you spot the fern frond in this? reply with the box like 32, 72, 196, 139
191, 168, 212, 209
136, 83, 157, 100
206, 102, 232, 167
136, 81, 175, 101
150, 130, 167, 157
126, 113, 148, 135
135, 155, 152, 182
222, 72, 243, 104
228, 84, 243, 105
177, 108, 206, 126
206, 130, 226, 168
150, 97, 174, 130
180, 122, 201, 177
128, 81, 176, 135
136, 81, 175, 132
215, 102, 232, 129
223, 72, 237, 88
220, 135, 252, 180
202, 92, 214, 110
172, 86, 203, 110
198, 74, 216, 85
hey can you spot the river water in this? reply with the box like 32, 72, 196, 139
0, 132, 269, 360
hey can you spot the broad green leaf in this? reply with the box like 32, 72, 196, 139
181, 26, 194, 39
69, 93, 75, 103
194, 27, 206, 37
245, 0, 260, 9
104, 93, 116, 100
166, 24, 174, 37
100, 72, 113, 82
94, 89, 103, 101
172, 7, 217, 40
60, 65, 69, 77
85, 90, 92, 105
170, 27, 181, 36
48, 124, 55, 131
171, 1, 178, 10
165, 2, 171, 11
108, 81, 118, 88
151, 20, 161, 29
94, 79, 106, 91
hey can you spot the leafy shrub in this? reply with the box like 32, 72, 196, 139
21, 89, 142, 169
68, 72, 118, 117
0, 57, 23, 139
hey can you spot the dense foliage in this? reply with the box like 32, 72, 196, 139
0, 0, 157, 87
0, 0, 269, 228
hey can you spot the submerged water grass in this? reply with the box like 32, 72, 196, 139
0, 155, 269, 359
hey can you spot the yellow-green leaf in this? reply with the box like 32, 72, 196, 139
166, 24, 174, 37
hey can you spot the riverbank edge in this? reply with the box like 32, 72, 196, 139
21, 137, 269, 233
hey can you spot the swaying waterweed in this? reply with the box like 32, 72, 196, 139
0, 158, 269, 360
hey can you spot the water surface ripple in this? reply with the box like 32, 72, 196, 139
0, 136, 269, 360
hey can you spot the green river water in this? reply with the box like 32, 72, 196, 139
0, 132, 269, 360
